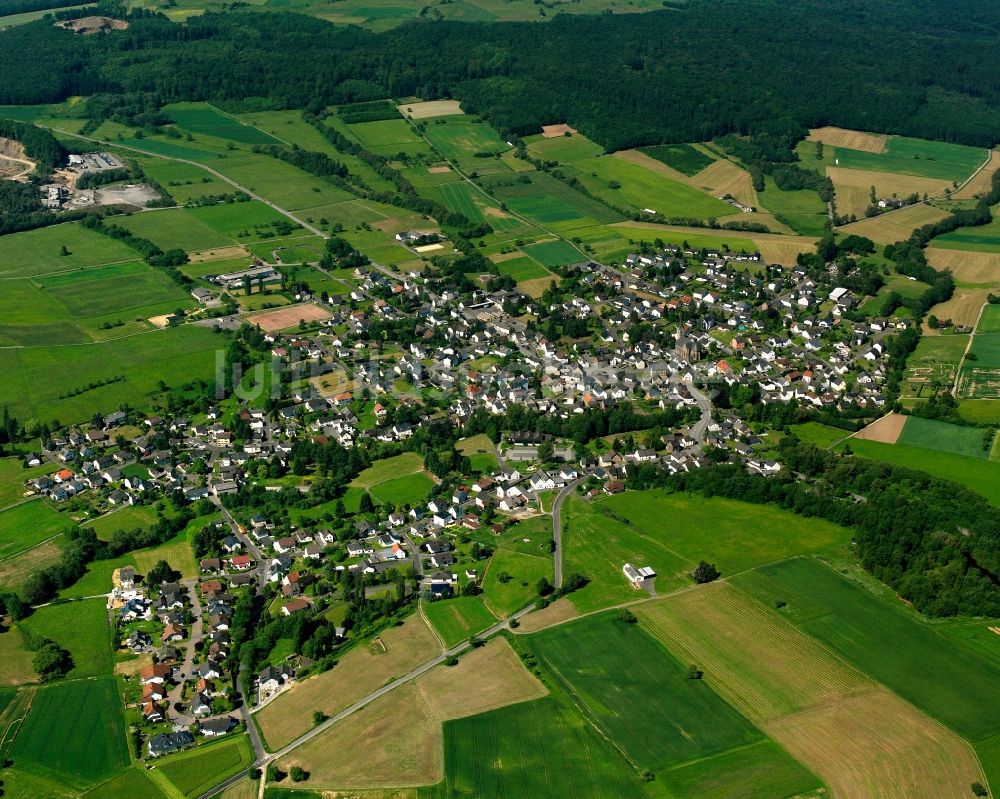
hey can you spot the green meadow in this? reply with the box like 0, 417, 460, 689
0, 500, 74, 560
734, 557, 1000, 742
895, 416, 992, 459
482, 548, 552, 617
20, 598, 113, 679
422, 595, 496, 648
831, 135, 986, 182
164, 101, 282, 146
0, 223, 136, 278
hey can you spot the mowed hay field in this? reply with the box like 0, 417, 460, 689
826, 166, 951, 217
764, 689, 983, 799
837, 202, 951, 244
853, 412, 907, 444
954, 149, 1000, 199
927, 286, 989, 329
807, 126, 888, 153
690, 158, 758, 208
257, 613, 441, 749
277, 638, 546, 789
927, 247, 1000, 284
636, 581, 872, 722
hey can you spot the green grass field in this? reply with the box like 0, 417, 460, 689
81, 767, 171, 799
36, 260, 191, 318
933, 211, 1000, 253
0, 325, 226, 425
112, 208, 233, 253
0, 223, 137, 279
427, 181, 488, 222
482, 549, 552, 617
758, 177, 828, 236
0, 458, 55, 511
210, 152, 353, 211
525, 133, 603, 163
529, 614, 763, 771
733, 557, 1000, 742
422, 596, 496, 647
638, 144, 715, 176
83, 505, 158, 542
421, 117, 508, 161
434, 697, 644, 798
895, 416, 992, 458
840, 438, 1000, 506
495, 255, 551, 281
0, 499, 74, 560
484, 170, 624, 226
832, 136, 986, 182
520, 239, 582, 268
348, 118, 428, 154
368, 471, 435, 506
351, 452, 425, 488
164, 102, 281, 146
572, 156, 732, 219
157, 737, 253, 797
20, 598, 113, 679
788, 421, 849, 448
9, 678, 128, 789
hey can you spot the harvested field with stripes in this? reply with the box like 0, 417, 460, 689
826, 166, 951, 217
807, 126, 888, 153
636, 581, 872, 722
953, 149, 1000, 199
691, 157, 758, 207
837, 202, 951, 244
927, 247, 1000, 285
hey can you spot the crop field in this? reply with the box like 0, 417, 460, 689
9, 678, 128, 789
351, 452, 426, 488
954, 148, 1000, 199
0, 325, 225, 425
829, 135, 986, 181
435, 697, 642, 799
484, 170, 623, 226
157, 737, 254, 797
422, 596, 496, 648
0, 499, 74, 559
164, 102, 281, 146
764, 689, 982, 799
0, 223, 136, 279
637, 143, 714, 176
186, 200, 289, 239
525, 133, 603, 163
257, 613, 440, 749
572, 155, 732, 219
368, 471, 436, 506
826, 166, 951, 217
842, 437, 1000, 506
612, 221, 758, 254
519, 239, 582, 268
837, 201, 951, 243
733, 557, 1000, 741
757, 177, 828, 236
690, 157, 758, 208
926, 247, 1000, 284
896, 415, 992, 458
807, 126, 888, 153
421, 117, 508, 162
398, 100, 464, 119
21, 598, 113, 679
933, 210, 1000, 253
426, 181, 488, 222
278, 638, 545, 789
35, 261, 190, 318
637, 581, 872, 722
80, 768, 170, 799
495, 255, 550, 281
482, 548, 553, 617
599, 490, 851, 577
529, 614, 764, 771
976, 733, 1000, 792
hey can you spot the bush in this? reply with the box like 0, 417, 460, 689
971, 783, 988, 797
290, 766, 309, 782
691, 560, 721, 584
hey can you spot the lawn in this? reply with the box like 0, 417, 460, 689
20, 598, 113, 679
529, 614, 762, 771
9, 678, 128, 789
157, 736, 254, 797
351, 452, 426, 488
0, 223, 137, 279
520, 239, 582, 269
733, 557, 1000, 742
895, 415, 992, 458
422, 596, 496, 648
572, 155, 732, 219
0, 500, 74, 560
840, 438, 1000, 506
831, 135, 986, 182
481, 548, 552, 617
369, 471, 436, 507
435, 697, 643, 798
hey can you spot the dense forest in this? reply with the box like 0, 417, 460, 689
2, 0, 1000, 149
629, 439, 1000, 618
